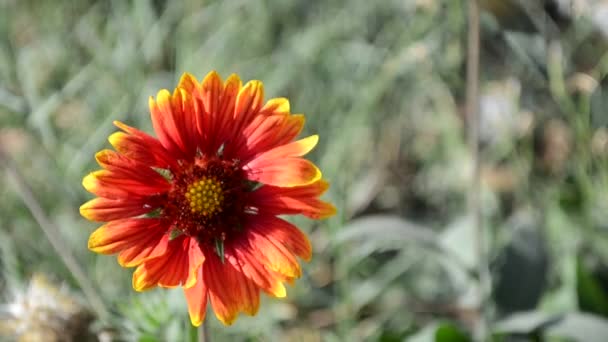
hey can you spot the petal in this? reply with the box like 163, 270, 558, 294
245, 157, 322, 187
232, 80, 264, 130
184, 267, 208, 327
118, 234, 170, 267
251, 135, 318, 160
82, 170, 170, 199
95, 150, 170, 188
249, 214, 312, 261
177, 72, 200, 93
249, 179, 336, 219
259, 97, 290, 116
172, 88, 201, 158
209, 74, 242, 154
205, 248, 260, 325
110, 121, 178, 170
88, 218, 169, 267
149, 89, 191, 160
80, 197, 159, 222
186, 237, 205, 289
244, 223, 302, 278
228, 238, 287, 298
200, 71, 223, 123
235, 114, 306, 162
132, 236, 204, 291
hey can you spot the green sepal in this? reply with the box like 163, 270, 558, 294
214, 238, 225, 264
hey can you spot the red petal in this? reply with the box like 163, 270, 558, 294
149, 89, 191, 160
110, 121, 178, 170
231, 80, 264, 134
205, 248, 260, 325
228, 238, 287, 298
249, 179, 336, 219
249, 214, 312, 261
82, 170, 170, 199
177, 72, 200, 93
118, 234, 170, 267
172, 88, 201, 158
244, 223, 302, 278
95, 150, 170, 187
251, 135, 317, 160
245, 157, 321, 187
80, 197, 158, 222
208, 73, 243, 154
132, 236, 204, 291
198, 71, 225, 153
88, 218, 169, 267
184, 267, 208, 327
234, 113, 305, 162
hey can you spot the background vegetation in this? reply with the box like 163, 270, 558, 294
1, 0, 608, 341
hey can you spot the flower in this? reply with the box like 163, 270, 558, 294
80, 71, 335, 326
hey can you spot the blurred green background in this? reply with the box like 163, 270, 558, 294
2, 0, 608, 341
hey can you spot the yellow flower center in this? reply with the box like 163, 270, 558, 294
184, 177, 224, 216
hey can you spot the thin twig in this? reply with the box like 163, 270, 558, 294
465, 0, 490, 340
0, 150, 110, 322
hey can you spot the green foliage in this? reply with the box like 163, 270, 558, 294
1, 0, 608, 341
577, 254, 608, 318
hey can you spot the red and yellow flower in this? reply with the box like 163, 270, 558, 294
80, 71, 335, 326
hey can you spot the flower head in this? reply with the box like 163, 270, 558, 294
81, 71, 335, 326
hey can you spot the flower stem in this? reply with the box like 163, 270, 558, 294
198, 321, 210, 342
465, 0, 490, 340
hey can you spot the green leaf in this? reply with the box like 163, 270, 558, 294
435, 323, 470, 342
408, 322, 470, 342
494, 311, 608, 342
494, 311, 557, 335
335, 215, 437, 247
493, 223, 548, 314
438, 216, 476, 270
138, 336, 159, 342
215, 238, 225, 264
577, 255, 608, 317
546, 313, 608, 342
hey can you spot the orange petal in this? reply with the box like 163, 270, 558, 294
118, 234, 170, 267
88, 218, 168, 261
252, 135, 318, 160
184, 267, 208, 327
245, 157, 321, 187
249, 214, 312, 261
185, 237, 205, 288
95, 150, 170, 187
80, 197, 158, 222
249, 179, 336, 219
200, 71, 223, 120
244, 224, 302, 278
82, 170, 170, 199
233, 80, 264, 129
178, 72, 200, 93
149, 89, 191, 160
205, 249, 260, 325
228, 238, 287, 298
132, 236, 204, 291
235, 114, 305, 162
259, 97, 290, 116
209, 74, 242, 153
110, 121, 178, 170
